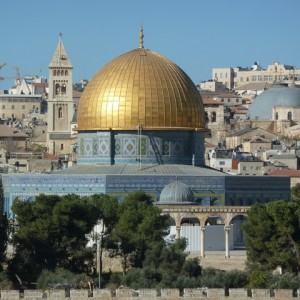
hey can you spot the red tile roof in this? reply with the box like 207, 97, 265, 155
33, 82, 48, 87
268, 169, 300, 177
203, 98, 224, 105
205, 142, 217, 148
43, 152, 59, 160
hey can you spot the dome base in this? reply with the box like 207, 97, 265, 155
77, 130, 205, 166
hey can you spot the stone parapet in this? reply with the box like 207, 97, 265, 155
0, 288, 299, 299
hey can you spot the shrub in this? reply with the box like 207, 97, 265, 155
36, 269, 92, 289
200, 268, 248, 289
0, 272, 14, 290
269, 273, 300, 290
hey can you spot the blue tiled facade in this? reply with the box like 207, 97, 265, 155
2, 172, 290, 218
77, 130, 205, 166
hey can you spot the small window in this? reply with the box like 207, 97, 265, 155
11, 105, 15, 109
288, 111, 292, 120
2, 105, 5, 109
219, 161, 225, 165
58, 107, 63, 118
53, 70, 56, 76
205, 112, 209, 124
211, 112, 217, 122
60, 144, 64, 150
275, 112, 278, 120
22, 105, 25, 109
2, 113, 5, 119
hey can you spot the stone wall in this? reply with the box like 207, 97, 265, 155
0, 288, 299, 299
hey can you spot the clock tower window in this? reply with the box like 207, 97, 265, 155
55, 84, 61, 95
61, 83, 66, 94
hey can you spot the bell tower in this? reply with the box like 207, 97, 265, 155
47, 34, 75, 155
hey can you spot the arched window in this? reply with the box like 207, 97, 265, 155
53, 70, 56, 76
61, 83, 66, 94
58, 107, 63, 119
65, 70, 68, 76
288, 111, 292, 120
60, 143, 64, 150
55, 84, 61, 95
211, 112, 217, 122
57, 70, 60, 76
205, 112, 209, 124
22, 113, 25, 119
2, 113, 5, 119
275, 112, 278, 120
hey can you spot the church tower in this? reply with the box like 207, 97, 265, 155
47, 34, 76, 155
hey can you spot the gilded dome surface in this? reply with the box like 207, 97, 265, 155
77, 48, 204, 131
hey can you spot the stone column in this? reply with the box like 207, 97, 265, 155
200, 225, 206, 258
175, 226, 181, 239
225, 225, 230, 258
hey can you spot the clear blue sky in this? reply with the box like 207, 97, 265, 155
1, 0, 300, 89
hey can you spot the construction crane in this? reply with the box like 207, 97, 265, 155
0, 76, 16, 81
0, 65, 21, 82
12, 66, 21, 79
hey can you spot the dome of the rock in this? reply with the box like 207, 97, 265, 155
76, 28, 205, 166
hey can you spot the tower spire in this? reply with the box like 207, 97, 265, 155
139, 24, 144, 49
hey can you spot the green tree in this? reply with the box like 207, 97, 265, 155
0, 182, 8, 271
291, 183, 300, 201
108, 191, 170, 274
8, 194, 101, 283
244, 200, 300, 273
119, 238, 202, 289
89, 194, 119, 281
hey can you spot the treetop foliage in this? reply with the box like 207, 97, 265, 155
244, 199, 300, 274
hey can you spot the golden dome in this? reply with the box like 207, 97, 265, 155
77, 47, 205, 131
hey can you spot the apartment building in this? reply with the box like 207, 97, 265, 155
213, 62, 300, 90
